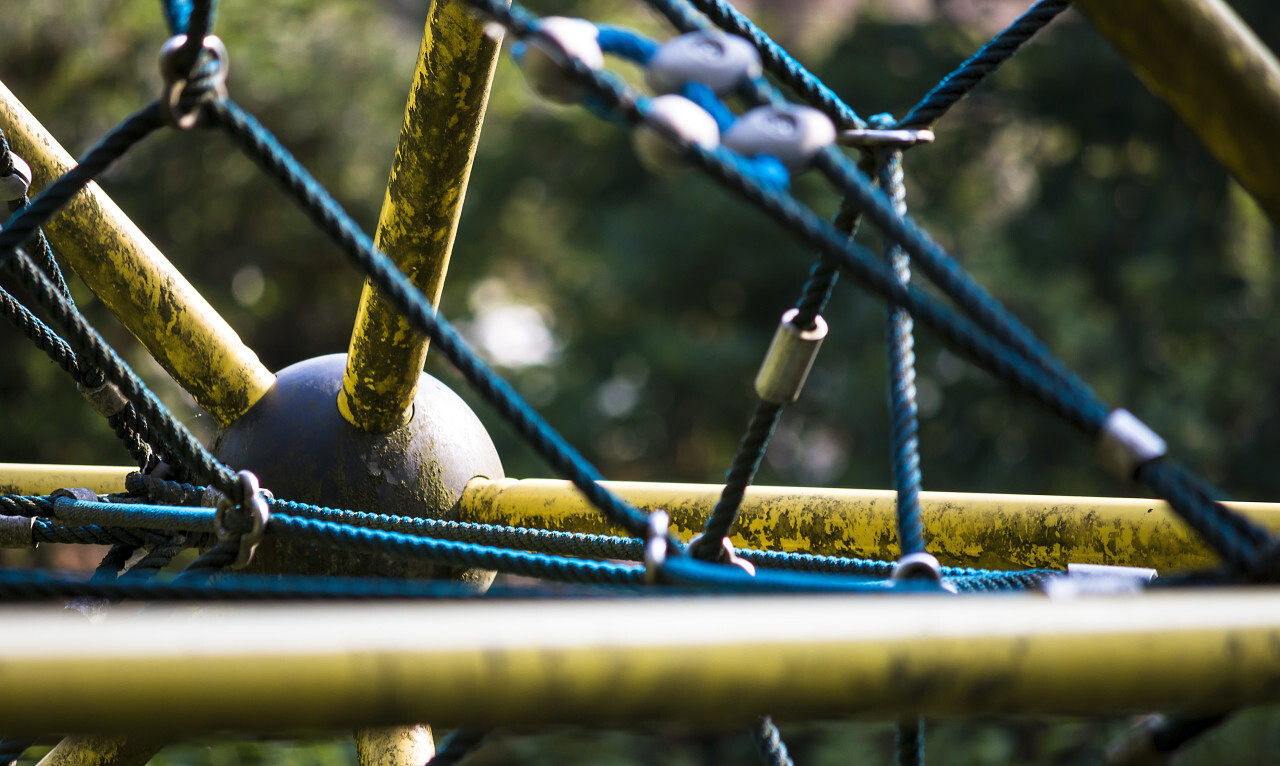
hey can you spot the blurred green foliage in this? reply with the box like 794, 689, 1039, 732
3, 0, 1280, 763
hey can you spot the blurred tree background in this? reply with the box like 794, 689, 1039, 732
2, 0, 1280, 763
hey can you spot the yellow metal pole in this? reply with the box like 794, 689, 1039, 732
461, 478, 1280, 571
338, 0, 504, 433
0, 79, 274, 426
1072, 0, 1280, 224
33, 737, 164, 766
0, 463, 131, 496
3, 592, 1280, 732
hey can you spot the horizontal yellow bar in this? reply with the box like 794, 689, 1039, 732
0, 79, 274, 425
1073, 0, 1280, 223
461, 478, 1280, 571
3, 591, 1279, 733
0, 463, 131, 496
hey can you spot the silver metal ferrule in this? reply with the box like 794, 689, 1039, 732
78, 381, 130, 419
1097, 409, 1167, 478
754, 308, 827, 404
643, 510, 670, 586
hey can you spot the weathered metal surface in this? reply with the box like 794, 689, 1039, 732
339, 0, 503, 433
1074, 0, 1280, 224
0, 463, 130, 496
33, 736, 163, 766
212, 353, 502, 580
460, 478, 1280, 571
0, 79, 274, 425
4, 592, 1280, 732
353, 725, 434, 766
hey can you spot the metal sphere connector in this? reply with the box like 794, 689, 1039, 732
645, 30, 762, 95
633, 94, 721, 174
517, 17, 605, 105
722, 104, 836, 170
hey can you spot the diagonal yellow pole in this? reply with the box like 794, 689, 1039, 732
1073, 0, 1280, 224
339, 0, 504, 433
0, 80, 275, 426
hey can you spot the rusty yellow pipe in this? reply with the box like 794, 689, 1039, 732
4, 592, 1280, 732
1073, 0, 1280, 224
461, 478, 1280, 571
0, 463, 131, 496
0, 79, 274, 426
338, 0, 504, 433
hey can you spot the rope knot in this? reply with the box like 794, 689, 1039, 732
158, 34, 229, 130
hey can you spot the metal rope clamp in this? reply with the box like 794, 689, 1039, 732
213, 470, 270, 569
159, 34, 229, 130
643, 510, 670, 585
838, 127, 935, 149
1096, 408, 1167, 479
892, 551, 956, 593
0, 150, 32, 202
77, 380, 130, 419
688, 533, 756, 576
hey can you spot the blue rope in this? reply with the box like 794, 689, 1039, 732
205, 97, 666, 544
873, 133, 925, 558
0, 566, 597, 602
644, 0, 867, 128
0, 103, 236, 494
463, 0, 1276, 577
897, 0, 1072, 130
896, 716, 924, 766
753, 716, 794, 766
41, 493, 1052, 589
596, 25, 658, 64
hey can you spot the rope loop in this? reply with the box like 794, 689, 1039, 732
158, 34, 229, 129
212, 469, 269, 568
688, 533, 756, 575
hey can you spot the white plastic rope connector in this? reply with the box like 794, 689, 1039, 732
754, 308, 827, 404
723, 104, 836, 170
645, 30, 761, 95
893, 551, 956, 593
0, 152, 32, 202
1096, 408, 1167, 478
633, 95, 720, 174
516, 17, 604, 105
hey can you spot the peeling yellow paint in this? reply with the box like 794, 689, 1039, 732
341, 0, 504, 433
460, 478, 1280, 571
0, 79, 274, 426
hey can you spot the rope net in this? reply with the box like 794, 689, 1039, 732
0, 0, 1274, 763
